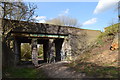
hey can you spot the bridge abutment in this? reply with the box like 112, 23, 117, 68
43, 40, 49, 62
47, 39, 55, 63
31, 39, 38, 67
55, 38, 64, 62
14, 38, 21, 65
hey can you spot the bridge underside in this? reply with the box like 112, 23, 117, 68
12, 33, 68, 65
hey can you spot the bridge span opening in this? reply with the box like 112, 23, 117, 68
12, 32, 68, 65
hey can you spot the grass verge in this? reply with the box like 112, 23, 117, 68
3, 67, 46, 78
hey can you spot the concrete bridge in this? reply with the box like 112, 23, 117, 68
2, 19, 101, 66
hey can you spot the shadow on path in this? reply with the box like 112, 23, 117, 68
37, 61, 91, 78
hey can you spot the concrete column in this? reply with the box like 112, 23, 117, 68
14, 38, 21, 65
43, 40, 49, 62
55, 39, 64, 62
47, 39, 55, 63
61, 38, 71, 60
31, 39, 38, 67
18, 43, 21, 62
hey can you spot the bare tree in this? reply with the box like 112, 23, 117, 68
0, 1, 37, 36
0, 1, 38, 67
0, 1, 37, 21
46, 15, 81, 27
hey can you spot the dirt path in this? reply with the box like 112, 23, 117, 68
37, 61, 90, 78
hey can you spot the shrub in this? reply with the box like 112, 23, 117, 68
98, 23, 119, 39
96, 23, 119, 46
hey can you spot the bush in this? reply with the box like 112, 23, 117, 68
96, 23, 119, 46
98, 23, 119, 39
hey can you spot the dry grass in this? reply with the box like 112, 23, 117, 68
68, 39, 119, 78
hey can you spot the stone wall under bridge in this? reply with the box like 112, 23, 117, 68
2, 19, 101, 66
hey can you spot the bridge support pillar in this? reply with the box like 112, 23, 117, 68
31, 39, 38, 67
43, 40, 49, 62
47, 39, 55, 63
14, 38, 21, 65
55, 39, 64, 62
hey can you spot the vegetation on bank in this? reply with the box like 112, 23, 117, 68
69, 61, 118, 78
68, 23, 119, 78
68, 52, 118, 78
99, 23, 119, 38
96, 23, 119, 47
95, 23, 119, 46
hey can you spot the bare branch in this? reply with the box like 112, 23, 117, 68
46, 15, 81, 27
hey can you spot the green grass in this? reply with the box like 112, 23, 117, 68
3, 67, 46, 78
